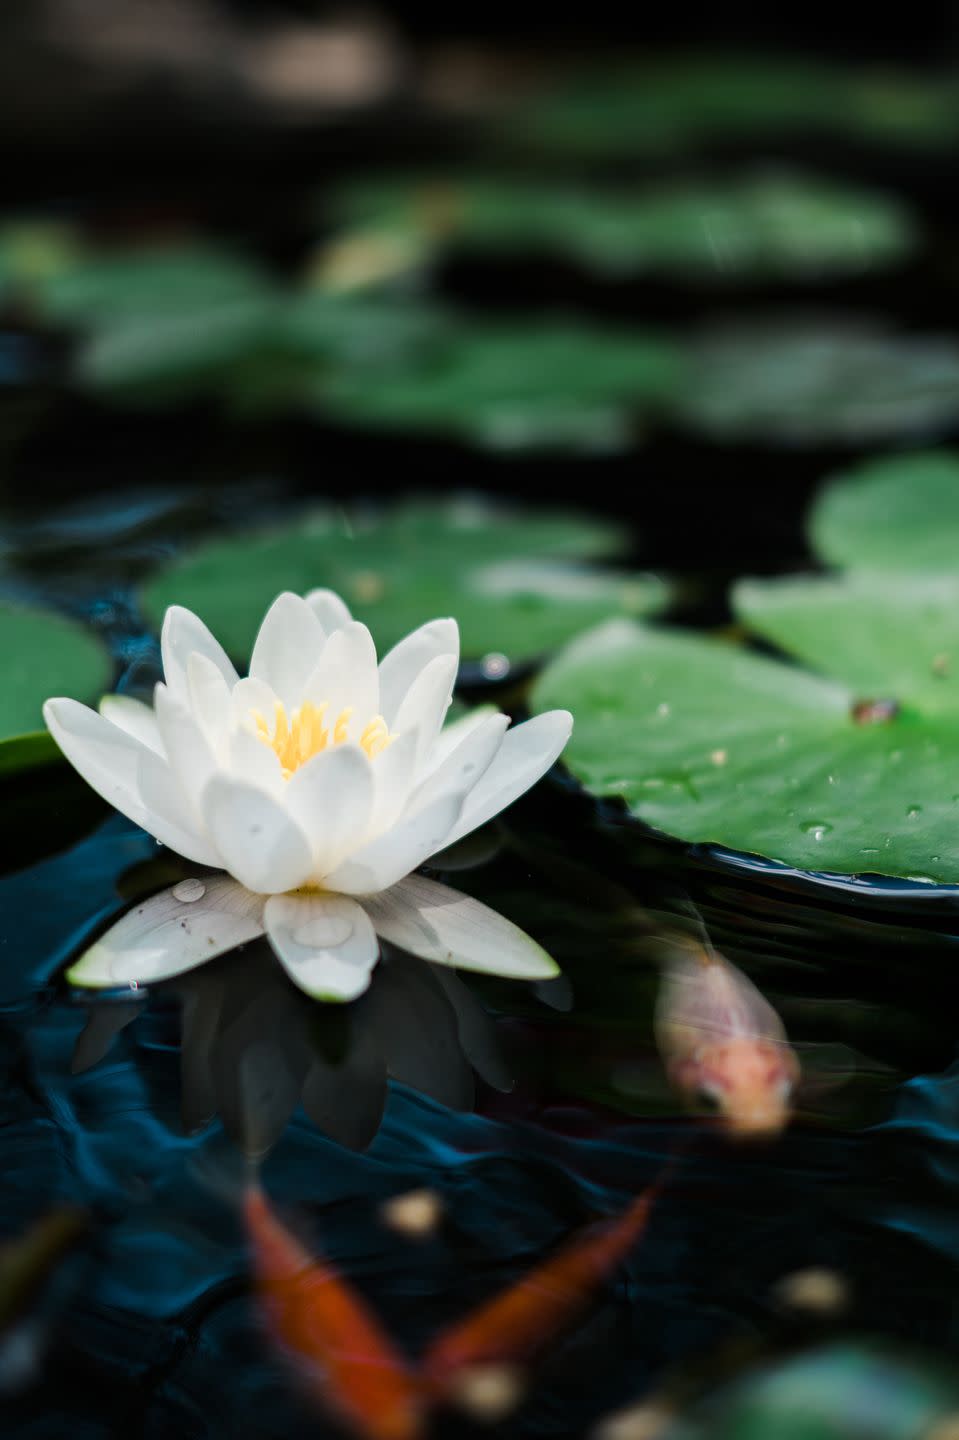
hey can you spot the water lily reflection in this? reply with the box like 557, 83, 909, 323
45, 589, 570, 999
72, 941, 513, 1157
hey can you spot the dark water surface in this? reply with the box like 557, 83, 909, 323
2, 446, 959, 1439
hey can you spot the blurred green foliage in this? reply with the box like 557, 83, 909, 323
333, 170, 917, 280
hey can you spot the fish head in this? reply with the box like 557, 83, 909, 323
689, 1035, 799, 1139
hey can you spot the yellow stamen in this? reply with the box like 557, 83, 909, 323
252, 698, 393, 778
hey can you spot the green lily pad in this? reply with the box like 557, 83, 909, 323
36, 244, 270, 325
508, 55, 959, 158
678, 319, 959, 445
316, 319, 684, 453
0, 221, 81, 306
140, 498, 666, 664
334, 171, 916, 280
0, 606, 112, 770
680, 1341, 959, 1440
531, 572, 959, 882
810, 450, 959, 572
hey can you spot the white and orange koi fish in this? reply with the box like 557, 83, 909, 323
655, 938, 800, 1138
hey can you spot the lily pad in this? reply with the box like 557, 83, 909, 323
77, 290, 453, 406
0, 606, 112, 769
140, 498, 666, 664
316, 319, 684, 453
678, 319, 959, 445
810, 450, 959, 572
679, 1341, 959, 1440
531, 573, 959, 882
508, 55, 959, 158
334, 171, 916, 280
0, 221, 81, 306
36, 244, 270, 325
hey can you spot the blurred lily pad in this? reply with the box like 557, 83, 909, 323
0, 606, 112, 769
676, 1341, 959, 1440
334, 171, 916, 280
678, 319, 959, 445
141, 497, 666, 664
508, 55, 959, 158
532, 572, 959, 882
0, 221, 81, 306
810, 451, 959, 572
316, 319, 684, 453
36, 245, 270, 324
76, 288, 453, 410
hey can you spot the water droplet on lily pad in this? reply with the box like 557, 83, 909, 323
906, 804, 923, 818
800, 820, 833, 840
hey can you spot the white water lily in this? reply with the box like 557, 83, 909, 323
44, 590, 571, 1000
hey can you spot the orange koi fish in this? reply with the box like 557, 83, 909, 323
244, 1185, 425, 1440
422, 1178, 663, 1393
655, 939, 799, 1138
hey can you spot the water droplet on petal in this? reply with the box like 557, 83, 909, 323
291, 915, 353, 949
172, 878, 206, 903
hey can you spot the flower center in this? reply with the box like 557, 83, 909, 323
252, 700, 393, 778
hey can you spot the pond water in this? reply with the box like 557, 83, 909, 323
5, 42, 959, 1440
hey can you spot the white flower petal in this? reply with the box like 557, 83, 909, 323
98, 695, 163, 755
249, 592, 326, 709
443, 709, 573, 847
405, 712, 507, 817
137, 747, 221, 862
154, 684, 218, 815
377, 618, 458, 726
264, 893, 378, 1001
44, 698, 217, 865
230, 727, 284, 796
231, 676, 279, 732
367, 728, 419, 834
187, 652, 232, 750
303, 621, 379, 728
284, 743, 375, 876
393, 653, 457, 767
362, 874, 559, 979
305, 588, 352, 636
161, 605, 238, 703
66, 876, 265, 988
324, 791, 465, 896
429, 705, 498, 771
203, 777, 313, 893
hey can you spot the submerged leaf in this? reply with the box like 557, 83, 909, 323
678, 1341, 959, 1440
